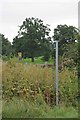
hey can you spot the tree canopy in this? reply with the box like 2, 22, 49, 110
53, 24, 78, 56
53, 25, 78, 68
0, 34, 12, 57
13, 17, 52, 62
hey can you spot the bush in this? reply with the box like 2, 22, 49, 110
42, 52, 50, 61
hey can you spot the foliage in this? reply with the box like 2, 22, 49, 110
62, 42, 78, 66
77, 34, 80, 75
59, 68, 78, 106
77, 34, 80, 103
2, 60, 78, 107
0, 34, 12, 57
53, 25, 78, 56
13, 17, 52, 62
58, 43, 78, 70
53, 25, 78, 69
3, 97, 78, 118
42, 51, 50, 61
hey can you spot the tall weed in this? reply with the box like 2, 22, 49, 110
2, 59, 78, 107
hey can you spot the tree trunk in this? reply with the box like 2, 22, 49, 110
31, 57, 34, 62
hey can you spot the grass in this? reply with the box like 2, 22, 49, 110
7, 56, 54, 64
45, 107, 78, 118
2, 97, 78, 118
21, 56, 53, 64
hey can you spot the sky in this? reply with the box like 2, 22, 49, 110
0, 0, 79, 42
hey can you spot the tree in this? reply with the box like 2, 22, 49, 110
53, 25, 78, 68
0, 34, 2, 56
13, 17, 51, 62
42, 37, 53, 61
53, 25, 78, 56
77, 33, 80, 78
0, 34, 12, 57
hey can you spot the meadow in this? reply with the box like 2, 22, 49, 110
2, 58, 78, 118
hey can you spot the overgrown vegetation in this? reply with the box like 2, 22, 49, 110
3, 97, 78, 118
2, 59, 78, 118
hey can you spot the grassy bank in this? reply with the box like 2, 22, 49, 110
2, 97, 78, 118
